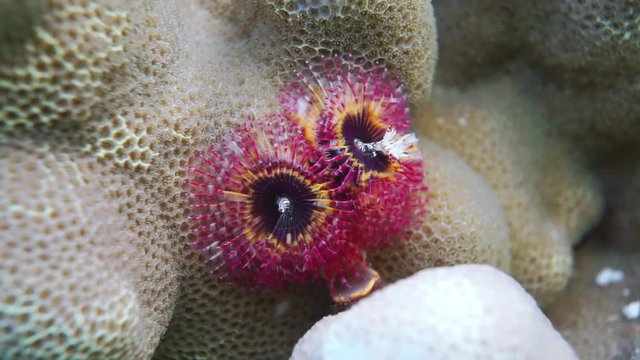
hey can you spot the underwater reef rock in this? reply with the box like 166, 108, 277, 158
546, 238, 640, 360
600, 160, 640, 252
418, 76, 603, 304
291, 265, 577, 360
1, 0, 636, 359
433, 0, 640, 159
432, 0, 520, 85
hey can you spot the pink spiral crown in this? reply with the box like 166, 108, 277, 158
185, 115, 366, 289
280, 56, 428, 248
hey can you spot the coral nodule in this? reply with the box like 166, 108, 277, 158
185, 114, 378, 303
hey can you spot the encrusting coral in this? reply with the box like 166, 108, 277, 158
0, 0, 131, 138
430, 0, 638, 357
0, 142, 175, 359
292, 265, 577, 360
0, 0, 45, 63
0, 0, 439, 358
432, 0, 640, 159
521, 1, 640, 158
541, 75, 640, 159
432, 0, 520, 85
517, 1, 640, 79
417, 76, 603, 304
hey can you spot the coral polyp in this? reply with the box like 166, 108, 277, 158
185, 115, 370, 290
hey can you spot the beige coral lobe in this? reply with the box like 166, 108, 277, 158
417, 76, 603, 304
0, 0, 634, 358
370, 140, 511, 282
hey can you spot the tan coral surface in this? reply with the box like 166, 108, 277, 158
0, 0, 45, 63
0, 0, 131, 137
432, 0, 520, 85
418, 76, 603, 304
370, 140, 511, 282
518, 0, 640, 78
0, 0, 440, 359
256, 0, 438, 107
432, 0, 640, 159
0, 143, 174, 359
3, 0, 628, 358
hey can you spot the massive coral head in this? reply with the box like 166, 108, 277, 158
185, 114, 371, 291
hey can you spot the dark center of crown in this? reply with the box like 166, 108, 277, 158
250, 171, 316, 245
340, 109, 391, 172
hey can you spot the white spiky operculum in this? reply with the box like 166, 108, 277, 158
354, 128, 419, 160
277, 196, 292, 214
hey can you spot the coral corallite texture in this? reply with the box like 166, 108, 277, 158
0, 0, 45, 64
0, 143, 176, 359
527, 0, 640, 158
256, 0, 438, 108
417, 76, 603, 304
370, 140, 511, 282
0, 0, 132, 138
432, 0, 521, 85
1, 0, 438, 359
518, 0, 640, 78
432, 0, 640, 159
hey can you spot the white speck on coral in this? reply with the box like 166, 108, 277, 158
623, 288, 631, 297
457, 117, 468, 126
275, 300, 290, 317
595, 267, 624, 287
622, 301, 640, 320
